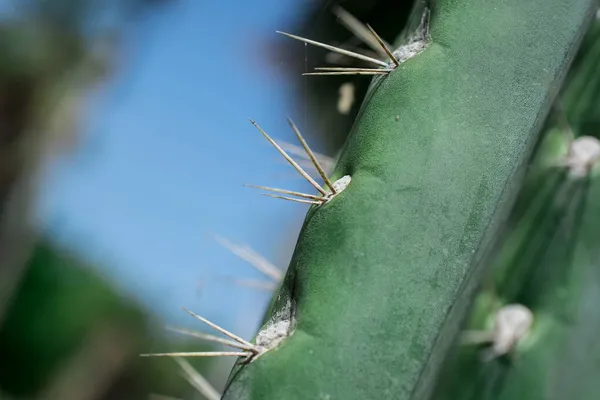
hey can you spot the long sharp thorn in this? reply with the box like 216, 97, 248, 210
174, 357, 221, 400
141, 351, 250, 358
244, 184, 323, 201
366, 24, 399, 67
325, 46, 381, 65
263, 194, 323, 205
332, 5, 389, 58
276, 31, 389, 67
314, 67, 393, 72
182, 307, 256, 350
287, 118, 337, 194
213, 235, 283, 281
249, 119, 328, 195
303, 71, 388, 76
165, 326, 252, 351
278, 141, 335, 173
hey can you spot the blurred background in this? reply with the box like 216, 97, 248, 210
0, 0, 416, 398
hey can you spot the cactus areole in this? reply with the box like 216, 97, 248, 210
223, 0, 597, 399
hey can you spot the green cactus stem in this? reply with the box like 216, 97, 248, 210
223, 1, 597, 399
432, 18, 600, 399
432, 129, 600, 400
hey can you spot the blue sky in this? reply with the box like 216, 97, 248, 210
36, 0, 328, 340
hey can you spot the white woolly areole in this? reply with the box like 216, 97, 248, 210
255, 320, 291, 349
389, 8, 430, 68
332, 175, 351, 193
566, 136, 600, 178
323, 175, 351, 204
491, 304, 533, 356
391, 40, 428, 66
252, 298, 294, 360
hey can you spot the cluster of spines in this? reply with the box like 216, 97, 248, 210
140, 6, 431, 397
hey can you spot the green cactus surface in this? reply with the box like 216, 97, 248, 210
431, 132, 600, 400
431, 17, 600, 400
222, 1, 597, 399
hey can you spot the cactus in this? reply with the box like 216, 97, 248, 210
431, 18, 600, 400
213, 1, 597, 399
136, 0, 598, 398
431, 131, 600, 400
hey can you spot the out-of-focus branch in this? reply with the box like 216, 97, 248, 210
0, 0, 173, 324
39, 325, 134, 400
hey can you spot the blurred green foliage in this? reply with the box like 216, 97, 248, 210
0, 241, 147, 396
0, 240, 216, 399
0, 1, 222, 399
